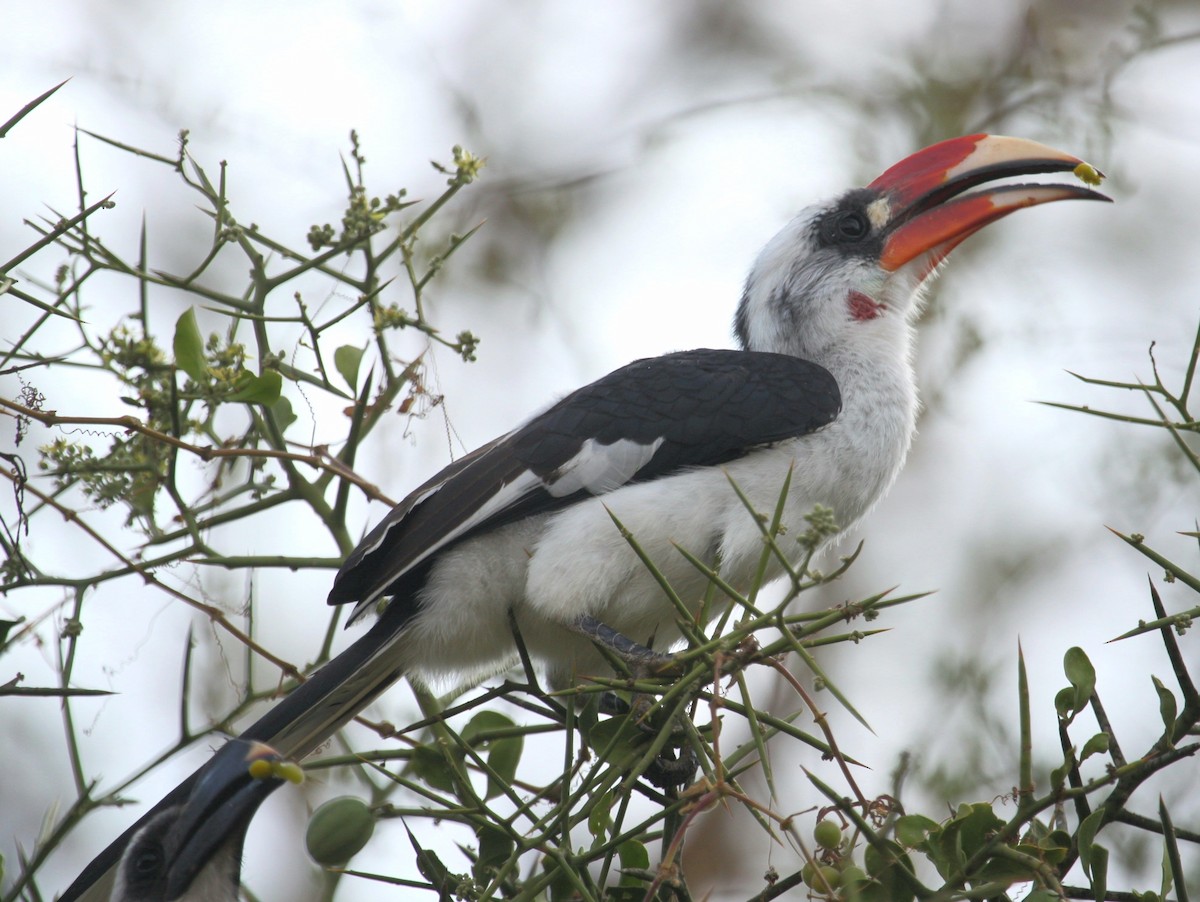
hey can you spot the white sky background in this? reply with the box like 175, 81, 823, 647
3, 1, 1200, 898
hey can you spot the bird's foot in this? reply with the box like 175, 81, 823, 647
571, 614, 685, 678
596, 691, 701, 790
644, 742, 699, 790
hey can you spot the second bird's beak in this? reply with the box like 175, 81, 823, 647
164, 739, 302, 900
867, 133, 1111, 274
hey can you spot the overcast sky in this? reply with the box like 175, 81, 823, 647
3, 2, 1200, 898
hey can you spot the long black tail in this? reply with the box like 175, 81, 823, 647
59, 601, 414, 902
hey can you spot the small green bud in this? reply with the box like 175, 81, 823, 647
1072, 162, 1104, 186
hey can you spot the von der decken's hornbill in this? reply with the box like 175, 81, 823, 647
62, 134, 1108, 901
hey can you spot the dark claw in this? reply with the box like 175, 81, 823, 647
644, 743, 699, 790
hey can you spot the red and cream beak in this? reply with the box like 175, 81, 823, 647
868, 134, 1110, 274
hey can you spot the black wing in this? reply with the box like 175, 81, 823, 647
328, 348, 841, 621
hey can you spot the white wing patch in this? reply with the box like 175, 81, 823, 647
346, 437, 661, 622
545, 437, 664, 497
347, 470, 546, 622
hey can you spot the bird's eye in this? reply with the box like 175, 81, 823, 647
130, 840, 164, 878
820, 210, 870, 245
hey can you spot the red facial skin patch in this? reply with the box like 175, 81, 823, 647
848, 290, 885, 321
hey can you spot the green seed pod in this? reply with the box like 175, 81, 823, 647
802, 861, 841, 890
305, 796, 375, 865
813, 818, 843, 850
801, 861, 817, 886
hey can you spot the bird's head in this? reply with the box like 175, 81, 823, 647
109, 740, 300, 902
734, 134, 1110, 358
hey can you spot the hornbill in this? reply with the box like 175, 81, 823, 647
61, 134, 1108, 901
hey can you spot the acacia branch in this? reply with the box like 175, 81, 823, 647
0, 397, 394, 505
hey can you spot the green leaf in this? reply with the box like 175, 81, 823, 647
1091, 843, 1109, 902
486, 737, 522, 800
979, 851, 1041, 883
1022, 819, 1071, 865
617, 839, 649, 869
1151, 676, 1178, 744
918, 803, 1005, 881
1049, 757, 1072, 792
1037, 829, 1072, 865
1078, 809, 1105, 879
863, 841, 915, 902
461, 710, 515, 744
173, 307, 207, 383
227, 369, 282, 404
459, 711, 522, 799
1063, 646, 1095, 717
334, 343, 365, 390
617, 839, 650, 887
855, 879, 891, 902
407, 745, 460, 793
951, 803, 1004, 855
587, 713, 648, 772
588, 790, 613, 838
128, 472, 160, 520
1080, 731, 1110, 762
474, 823, 512, 878
1054, 686, 1076, 720
270, 395, 297, 432
895, 814, 939, 848
1063, 646, 1095, 689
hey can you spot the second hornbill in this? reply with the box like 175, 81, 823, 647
62, 133, 1108, 901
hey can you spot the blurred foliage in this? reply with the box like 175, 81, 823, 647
442, 0, 1200, 303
